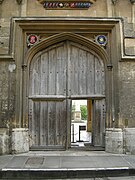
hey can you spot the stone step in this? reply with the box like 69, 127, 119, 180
0, 167, 135, 179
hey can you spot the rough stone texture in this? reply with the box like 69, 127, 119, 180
0, 36, 9, 54
106, 128, 135, 154
0, 62, 16, 128
124, 20, 135, 37
11, 128, 29, 154
0, 18, 10, 54
119, 62, 135, 128
124, 128, 135, 155
105, 128, 123, 154
1, 0, 20, 18
0, 128, 9, 154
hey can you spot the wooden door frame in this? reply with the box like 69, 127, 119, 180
12, 18, 121, 143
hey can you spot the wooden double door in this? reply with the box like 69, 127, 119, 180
28, 40, 105, 150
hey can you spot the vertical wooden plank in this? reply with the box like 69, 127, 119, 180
29, 55, 40, 96
68, 43, 73, 96
67, 43, 70, 97
56, 46, 62, 95
95, 56, 100, 94
87, 53, 95, 95
33, 57, 41, 95
100, 99, 106, 147
68, 44, 79, 96
101, 62, 105, 95
40, 52, 49, 95
48, 49, 56, 95
55, 101, 61, 145
48, 101, 56, 145
29, 99, 34, 146
78, 49, 87, 95
87, 100, 92, 132
56, 44, 67, 96
62, 100, 67, 147
56, 101, 64, 146
95, 57, 105, 95
73, 46, 79, 96
66, 99, 71, 149
93, 99, 106, 147
33, 101, 40, 145
40, 101, 46, 145
93, 100, 101, 146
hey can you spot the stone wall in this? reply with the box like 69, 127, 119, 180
119, 62, 135, 128
0, 61, 16, 128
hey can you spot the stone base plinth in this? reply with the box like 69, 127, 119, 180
11, 128, 29, 154
124, 128, 135, 155
0, 128, 9, 155
105, 128, 123, 154
105, 128, 135, 155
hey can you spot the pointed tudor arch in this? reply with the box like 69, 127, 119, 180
25, 32, 109, 67
24, 32, 110, 149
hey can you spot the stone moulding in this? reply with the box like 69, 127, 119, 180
0, 17, 134, 62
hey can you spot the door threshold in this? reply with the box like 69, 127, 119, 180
30, 145, 66, 151
69, 146, 105, 151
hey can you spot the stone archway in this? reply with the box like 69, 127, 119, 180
25, 33, 108, 150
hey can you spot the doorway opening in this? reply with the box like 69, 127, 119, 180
27, 37, 106, 151
71, 99, 92, 148
70, 99, 105, 150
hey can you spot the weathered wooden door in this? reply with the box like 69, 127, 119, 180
67, 41, 105, 147
29, 100, 67, 149
28, 40, 105, 150
92, 99, 106, 147
29, 42, 67, 150
67, 41, 105, 97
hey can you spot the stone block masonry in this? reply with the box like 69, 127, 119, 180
106, 128, 135, 155
11, 128, 29, 154
0, 128, 9, 155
